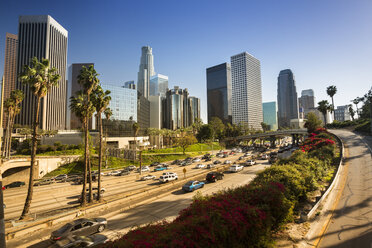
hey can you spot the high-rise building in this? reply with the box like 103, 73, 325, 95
15, 15, 68, 130
188, 96, 200, 126
149, 95, 162, 129
262, 102, 278, 131
150, 74, 168, 98
334, 105, 351, 122
137, 91, 150, 130
137, 46, 155, 99
66, 63, 94, 130
2, 33, 18, 129
299, 89, 316, 118
230, 52, 263, 130
124, 81, 136, 89
206, 63, 232, 124
277, 69, 299, 128
163, 86, 189, 130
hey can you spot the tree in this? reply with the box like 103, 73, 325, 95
352, 97, 363, 119
3, 90, 24, 159
363, 87, 372, 134
317, 100, 332, 126
326, 85, 337, 120
304, 112, 322, 133
91, 85, 111, 201
18, 57, 60, 219
209, 117, 225, 140
175, 133, 197, 154
260, 122, 270, 132
196, 124, 213, 142
191, 118, 203, 135
348, 105, 355, 121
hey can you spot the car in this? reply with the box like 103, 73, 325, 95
5, 181, 25, 189
261, 154, 269, 160
50, 218, 107, 242
154, 165, 168, 171
162, 172, 177, 176
217, 154, 224, 158
245, 160, 256, 166
107, 170, 121, 176
150, 162, 160, 167
141, 174, 156, 180
223, 160, 232, 165
223, 154, 229, 158
192, 158, 201, 163
159, 173, 178, 183
229, 151, 235, 155
172, 159, 182, 165
205, 157, 212, 162
213, 160, 221, 164
202, 154, 211, 160
180, 161, 192, 166
195, 164, 206, 169
86, 187, 105, 194
206, 172, 224, 182
51, 234, 109, 248
53, 174, 68, 182
206, 164, 216, 169
229, 164, 244, 172
127, 165, 137, 171
182, 180, 205, 192
117, 170, 130, 176
137, 166, 150, 172
269, 157, 278, 164
34, 178, 55, 186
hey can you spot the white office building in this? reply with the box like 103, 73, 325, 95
230, 52, 263, 130
148, 95, 162, 129
150, 74, 168, 98
137, 46, 155, 99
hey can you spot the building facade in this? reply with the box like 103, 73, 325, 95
149, 95, 162, 129
206, 63, 232, 124
299, 89, 316, 118
231, 52, 263, 130
150, 74, 168, 98
137, 92, 150, 130
15, 15, 68, 130
163, 86, 189, 130
334, 105, 351, 122
262, 102, 278, 131
188, 96, 200, 126
2, 33, 18, 129
137, 46, 155, 99
301, 89, 314, 97
124, 81, 136, 89
66, 63, 94, 130
277, 69, 299, 128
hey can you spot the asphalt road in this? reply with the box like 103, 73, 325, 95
8, 160, 270, 248
318, 130, 372, 247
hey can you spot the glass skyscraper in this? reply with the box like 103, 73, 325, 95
206, 63, 232, 124
150, 74, 168, 98
137, 46, 155, 99
188, 97, 200, 125
299, 89, 316, 118
231, 52, 263, 130
277, 69, 299, 128
262, 102, 278, 131
163, 86, 189, 130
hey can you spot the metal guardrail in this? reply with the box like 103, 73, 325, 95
224, 129, 308, 141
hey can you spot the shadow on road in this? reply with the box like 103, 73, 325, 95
28, 239, 52, 248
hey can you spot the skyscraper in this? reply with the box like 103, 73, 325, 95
66, 63, 94, 130
277, 69, 299, 128
299, 89, 316, 118
150, 74, 168, 98
137, 46, 155, 99
149, 95, 162, 129
230, 52, 263, 130
16, 15, 68, 130
163, 86, 189, 130
206, 63, 232, 124
301, 89, 314, 97
262, 102, 278, 131
124, 81, 136, 89
2, 33, 18, 129
188, 96, 200, 125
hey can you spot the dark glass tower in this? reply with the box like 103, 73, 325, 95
277, 69, 299, 128
206, 63, 232, 124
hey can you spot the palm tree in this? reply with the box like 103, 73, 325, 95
326, 85, 337, 120
91, 86, 111, 201
317, 100, 332, 126
352, 97, 363, 119
18, 57, 60, 219
348, 105, 355, 121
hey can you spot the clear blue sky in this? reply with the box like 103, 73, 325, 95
1, 0, 371, 123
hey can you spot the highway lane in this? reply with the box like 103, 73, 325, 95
4, 152, 247, 220
9, 160, 269, 248
317, 130, 372, 247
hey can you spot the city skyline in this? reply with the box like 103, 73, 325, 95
1, 0, 371, 123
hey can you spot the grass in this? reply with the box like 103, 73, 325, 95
143, 142, 223, 154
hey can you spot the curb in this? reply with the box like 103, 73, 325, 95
305, 133, 344, 220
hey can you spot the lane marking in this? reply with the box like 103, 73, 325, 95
313, 142, 349, 247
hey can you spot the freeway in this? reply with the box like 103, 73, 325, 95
315, 130, 372, 247
8, 156, 270, 247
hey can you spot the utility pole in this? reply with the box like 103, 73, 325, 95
0, 76, 6, 247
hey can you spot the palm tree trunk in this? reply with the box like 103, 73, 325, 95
20, 97, 40, 219
97, 114, 102, 201
3, 112, 11, 158
8, 113, 15, 159
81, 120, 88, 207
331, 97, 335, 120
87, 153, 93, 203
323, 113, 327, 127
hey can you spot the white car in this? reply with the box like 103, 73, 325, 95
107, 170, 121, 176
141, 174, 156, 180
261, 154, 269, 160
229, 164, 244, 172
159, 173, 178, 183
195, 164, 206, 169
192, 158, 201, 163
223, 160, 232, 164
245, 160, 256, 166
138, 166, 150, 172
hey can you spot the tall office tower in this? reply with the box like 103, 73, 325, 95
66, 63, 94, 130
137, 92, 150, 130
334, 105, 351, 122
124, 81, 136, 89
206, 63, 232, 124
150, 74, 168, 98
188, 96, 200, 126
230, 52, 263, 130
16, 15, 68, 130
163, 86, 189, 130
137, 46, 155, 99
299, 89, 316, 118
149, 95, 162, 129
277, 69, 299, 128
262, 102, 278, 131
2, 33, 18, 128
